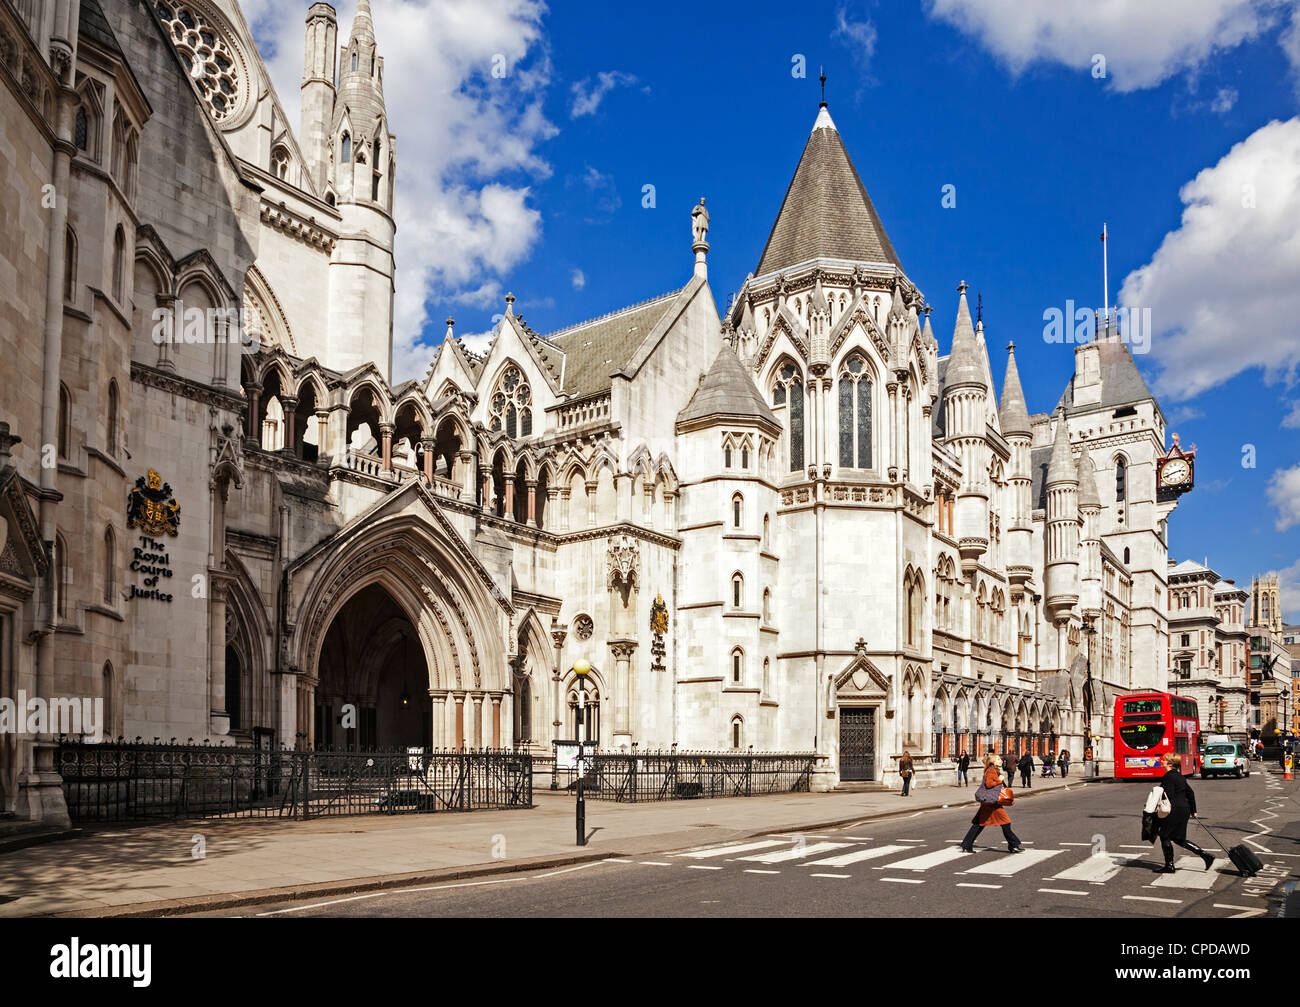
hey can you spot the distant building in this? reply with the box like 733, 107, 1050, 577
1165, 561, 1249, 738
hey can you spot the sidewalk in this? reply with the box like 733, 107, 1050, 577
0, 773, 1083, 918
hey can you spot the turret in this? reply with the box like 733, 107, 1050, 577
1077, 441, 1102, 616
300, 3, 337, 194
944, 282, 989, 574
1044, 407, 1080, 623
1000, 342, 1033, 592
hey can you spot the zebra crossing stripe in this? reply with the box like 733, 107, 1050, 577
675, 840, 786, 859
1050, 852, 1139, 884
805, 844, 912, 867
1149, 858, 1228, 890
960, 849, 1064, 876
874, 846, 973, 871
738, 841, 853, 864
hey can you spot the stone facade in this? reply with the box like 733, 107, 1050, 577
1, 0, 1192, 822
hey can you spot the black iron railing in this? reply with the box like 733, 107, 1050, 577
550, 748, 816, 802
56, 740, 532, 822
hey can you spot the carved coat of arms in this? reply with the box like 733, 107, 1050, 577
650, 593, 668, 635
127, 468, 181, 536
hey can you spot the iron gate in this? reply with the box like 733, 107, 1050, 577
839, 707, 876, 781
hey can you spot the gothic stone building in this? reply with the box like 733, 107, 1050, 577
0, 0, 1189, 822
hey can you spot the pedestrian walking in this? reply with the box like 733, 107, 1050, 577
899, 750, 914, 797
959, 754, 1023, 854
957, 750, 970, 787
1017, 751, 1034, 788
1058, 749, 1070, 778
1152, 754, 1214, 874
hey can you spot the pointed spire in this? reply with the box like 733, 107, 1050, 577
1046, 407, 1077, 486
810, 277, 830, 315
445, 317, 455, 342
739, 298, 755, 332
922, 304, 935, 347
349, 0, 375, 45
504, 292, 515, 318
1076, 441, 1100, 510
999, 342, 1031, 436
946, 281, 984, 390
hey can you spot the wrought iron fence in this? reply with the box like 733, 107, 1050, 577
56, 740, 532, 822
550, 747, 816, 802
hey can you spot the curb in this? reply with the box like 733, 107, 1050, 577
50, 780, 1081, 918
0, 828, 82, 856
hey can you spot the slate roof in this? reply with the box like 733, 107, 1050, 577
80, 0, 124, 57
755, 106, 902, 276
1169, 558, 1216, 578
1056, 338, 1158, 414
946, 289, 984, 390
544, 288, 683, 398
678, 344, 778, 429
999, 344, 1032, 436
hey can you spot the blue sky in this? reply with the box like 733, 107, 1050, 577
250, 0, 1300, 610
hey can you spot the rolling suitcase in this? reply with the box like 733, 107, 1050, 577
1196, 819, 1263, 877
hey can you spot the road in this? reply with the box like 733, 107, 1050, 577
190, 767, 1299, 918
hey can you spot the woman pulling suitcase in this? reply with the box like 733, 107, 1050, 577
1152, 754, 1214, 874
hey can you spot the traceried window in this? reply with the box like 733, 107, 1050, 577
153, 1, 247, 124
74, 106, 88, 150
772, 361, 804, 472
270, 145, 289, 180
341, 132, 351, 165
838, 353, 873, 469
489, 365, 532, 438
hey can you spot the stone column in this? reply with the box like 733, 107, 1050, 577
281, 396, 298, 455
245, 383, 263, 441
491, 694, 502, 748
156, 293, 176, 371
610, 640, 637, 750
559, 488, 571, 531
481, 471, 493, 512
454, 693, 465, 749
546, 486, 560, 531
315, 410, 330, 465
643, 485, 655, 527
585, 480, 597, 526
503, 479, 515, 521
208, 575, 232, 736
421, 438, 435, 482
458, 450, 476, 497
472, 694, 484, 747
379, 422, 393, 471
430, 691, 446, 747
526, 480, 537, 527
886, 380, 899, 480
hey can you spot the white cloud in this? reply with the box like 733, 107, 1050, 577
923, 0, 1294, 92
243, 0, 556, 383
1283, 401, 1300, 428
1118, 118, 1300, 400
571, 268, 585, 290
1267, 462, 1300, 531
833, 4, 879, 70
1211, 86, 1239, 112
569, 71, 638, 118
1270, 557, 1300, 616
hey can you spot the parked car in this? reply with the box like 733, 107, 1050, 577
1201, 741, 1251, 779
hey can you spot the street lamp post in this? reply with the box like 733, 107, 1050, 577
574, 658, 590, 846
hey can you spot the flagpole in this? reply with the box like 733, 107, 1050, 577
1102, 222, 1109, 329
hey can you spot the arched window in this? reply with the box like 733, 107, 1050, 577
838, 353, 873, 468
489, 365, 532, 438
106, 379, 119, 454
741, 443, 750, 468
351, 49, 358, 72
1116, 457, 1127, 503
732, 493, 743, 529
74, 105, 88, 150
102, 525, 116, 604
1123, 547, 1130, 565
63, 225, 77, 301
724, 442, 732, 468
772, 361, 804, 472
102, 662, 114, 739
57, 383, 71, 459
732, 573, 743, 609
341, 132, 351, 165
732, 716, 743, 749
111, 225, 125, 302
763, 588, 772, 624
762, 513, 770, 550
762, 658, 770, 694
731, 648, 743, 685
270, 145, 289, 180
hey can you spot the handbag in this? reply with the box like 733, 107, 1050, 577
1156, 789, 1172, 818
974, 781, 1003, 804
997, 787, 1014, 806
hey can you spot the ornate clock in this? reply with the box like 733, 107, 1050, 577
1156, 436, 1195, 501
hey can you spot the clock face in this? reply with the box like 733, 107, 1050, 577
1161, 458, 1190, 486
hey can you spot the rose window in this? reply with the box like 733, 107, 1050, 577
489, 366, 533, 438
154, 1, 248, 126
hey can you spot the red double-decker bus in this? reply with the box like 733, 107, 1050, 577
1114, 692, 1201, 779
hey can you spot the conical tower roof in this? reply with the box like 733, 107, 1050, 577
999, 342, 1031, 436
1076, 441, 1100, 510
945, 284, 984, 390
677, 344, 779, 429
1046, 408, 1077, 486
349, 0, 375, 44
756, 105, 902, 275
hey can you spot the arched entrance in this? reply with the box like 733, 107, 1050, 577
315, 584, 432, 750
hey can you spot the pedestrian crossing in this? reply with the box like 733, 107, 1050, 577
660, 835, 1256, 901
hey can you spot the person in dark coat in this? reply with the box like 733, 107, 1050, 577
1154, 754, 1214, 874
956, 750, 971, 787
1058, 749, 1070, 777
959, 754, 1023, 853
899, 751, 914, 797
1017, 751, 1034, 787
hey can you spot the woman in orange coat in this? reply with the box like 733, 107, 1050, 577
959, 753, 1024, 853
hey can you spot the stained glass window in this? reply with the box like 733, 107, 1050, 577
838, 354, 872, 468
490, 365, 532, 438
